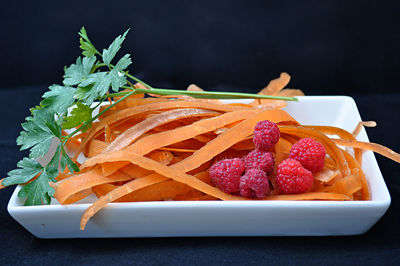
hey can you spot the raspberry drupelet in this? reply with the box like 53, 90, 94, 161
244, 149, 275, 174
240, 168, 270, 198
276, 158, 314, 194
253, 120, 280, 151
289, 137, 326, 173
209, 158, 246, 194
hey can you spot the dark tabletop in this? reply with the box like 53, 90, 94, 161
0, 86, 399, 265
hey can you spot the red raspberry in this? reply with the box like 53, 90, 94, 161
253, 120, 280, 151
244, 149, 275, 174
276, 158, 314, 194
209, 158, 245, 194
240, 169, 270, 198
289, 138, 326, 172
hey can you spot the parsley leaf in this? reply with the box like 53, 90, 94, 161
63, 56, 96, 86
79, 27, 99, 57
2, 158, 43, 186
18, 166, 58, 205
109, 54, 132, 92
17, 108, 61, 158
75, 72, 110, 105
102, 29, 130, 66
61, 147, 80, 173
41, 85, 76, 114
62, 102, 93, 131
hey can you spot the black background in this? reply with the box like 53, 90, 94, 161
0, 0, 399, 94
1, 1, 400, 265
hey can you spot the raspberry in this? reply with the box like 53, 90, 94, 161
253, 120, 280, 151
240, 169, 270, 198
276, 158, 314, 194
244, 149, 275, 174
209, 158, 245, 194
289, 138, 326, 172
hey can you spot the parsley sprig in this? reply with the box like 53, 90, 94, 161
2, 27, 297, 206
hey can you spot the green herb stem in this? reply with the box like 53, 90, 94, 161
118, 85, 297, 101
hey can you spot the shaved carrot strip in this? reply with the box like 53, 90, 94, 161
54, 167, 133, 204
341, 149, 370, 200
158, 147, 197, 153
85, 139, 109, 158
305, 125, 363, 165
276, 88, 304, 97
251, 72, 291, 107
79, 100, 252, 155
63, 189, 93, 204
93, 180, 193, 202
105, 124, 111, 143
274, 137, 292, 165
83, 109, 259, 173
118, 164, 153, 178
314, 169, 341, 183
173, 190, 205, 201
80, 152, 246, 229
352, 121, 377, 137
103, 108, 218, 153
147, 150, 174, 165
188, 195, 218, 201
333, 139, 400, 164
81, 109, 295, 172
324, 175, 362, 198
259, 72, 291, 96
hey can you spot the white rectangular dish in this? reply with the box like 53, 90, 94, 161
7, 96, 391, 238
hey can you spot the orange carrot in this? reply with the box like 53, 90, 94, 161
54, 167, 133, 204
63, 189, 93, 204
333, 139, 400, 164
80, 109, 295, 172
352, 121, 377, 137
102, 108, 219, 153
324, 175, 361, 198
80, 151, 247, 230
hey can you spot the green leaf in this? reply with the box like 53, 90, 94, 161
109, 54, 132, 92
2, 158, 43, 186
48, 144, 61, 169
63, 56, 96, 86
102, 29, 130, 66
62, 102, 93, 131
41, 85, 76, 115
17, 108, 60, 158
18, 166, 58, 205
79, 27, 98, 57
61, 148, 80, 173
75, 72, 110, 105
29, 104, 44, 114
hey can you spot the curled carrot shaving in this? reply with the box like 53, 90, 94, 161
78, 100, 253, 156
80, 152, 246, 230
103, 108, 219, 153
333, 139, 400, 164
352, 121, 377, 137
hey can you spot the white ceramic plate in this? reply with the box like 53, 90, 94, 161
7, 96, 391, 238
